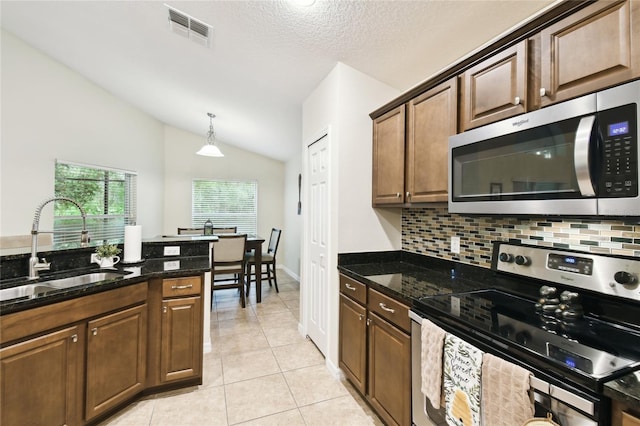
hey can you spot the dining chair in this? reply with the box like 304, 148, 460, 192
246, 228, 281, 295
211, 234, 248, 308
177, 227, 203, 235
213, 226, 237, 234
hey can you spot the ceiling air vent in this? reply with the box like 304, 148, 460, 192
166, 5, 212, 48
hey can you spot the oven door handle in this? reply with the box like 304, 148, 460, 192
574, 115, 596, 197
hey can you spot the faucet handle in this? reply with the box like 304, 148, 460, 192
35, 258, 51, 271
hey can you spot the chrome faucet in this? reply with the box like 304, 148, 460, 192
29, 197, 90, 279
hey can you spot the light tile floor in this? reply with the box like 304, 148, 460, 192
100, 271, 384, 425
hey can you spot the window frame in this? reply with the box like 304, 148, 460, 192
54, 160, 137, 248
191, 179, 258, 235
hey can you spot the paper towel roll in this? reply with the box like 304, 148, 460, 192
124, 225, 142, 263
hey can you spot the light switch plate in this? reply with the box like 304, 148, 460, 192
451, 236, 461, 254
164, 246, 180, 256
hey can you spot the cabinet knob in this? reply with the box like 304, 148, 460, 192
396, 192, 401, 198
359, 314, 364, 321
366, 318, 371, 326
540, 88, 547, 97
163, 306, 168, 314
513, 96, 521, 105
71, 334, 78, 343
406, 192, 411, 199
92, 328, 98, 336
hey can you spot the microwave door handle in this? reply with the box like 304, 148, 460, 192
574, 115, 596, 197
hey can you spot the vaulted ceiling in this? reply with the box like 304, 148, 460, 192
1, 0, 555, 161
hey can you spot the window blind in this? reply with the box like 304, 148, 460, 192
192, 179, 257, 234
54, 161, 137, 248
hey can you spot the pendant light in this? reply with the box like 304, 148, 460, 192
197, 113, 224, 157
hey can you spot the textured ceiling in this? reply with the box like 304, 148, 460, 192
1, 0, 555, 161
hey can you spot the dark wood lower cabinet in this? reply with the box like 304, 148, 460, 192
1, 275, 204, 425
368, 312, 411, 426
0, 325, 84, 426
338, 274, 411, 426
161, 295, 202, 382
339, 294, 367, 394
85, 304, 147, 421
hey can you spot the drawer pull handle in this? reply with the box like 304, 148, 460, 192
345, 284, 356, 291
379, 303, 395, 314
171, 284, 193, 290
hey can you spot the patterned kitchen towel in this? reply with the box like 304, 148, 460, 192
481, 353, 534, 426
421, 318, 446, 409
443, 333, 483, 426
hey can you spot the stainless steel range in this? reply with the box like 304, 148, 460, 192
410, 242, 640, 426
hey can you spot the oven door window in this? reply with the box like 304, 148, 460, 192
451, 116, 594, 202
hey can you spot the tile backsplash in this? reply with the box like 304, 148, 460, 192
403, 207, 640, 268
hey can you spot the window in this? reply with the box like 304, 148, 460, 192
192, 179, 257, 234
54, 161, 137, 248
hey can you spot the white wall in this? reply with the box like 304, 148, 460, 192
1, 30, 287, 265
301, 62, 400, 372
1, 30, 165, 238
163, 125, 286, 264
283, 154, 302, 278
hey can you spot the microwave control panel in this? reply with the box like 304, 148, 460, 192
599, 104, 638, 197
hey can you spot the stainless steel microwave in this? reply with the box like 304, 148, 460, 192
448, 80, 639, 216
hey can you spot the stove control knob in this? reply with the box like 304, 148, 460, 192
499, 252, 514, 263
614, 271, 637, 285
515, 255, 531, 266
515, 331, 532, 345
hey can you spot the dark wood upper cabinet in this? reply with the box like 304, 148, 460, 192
539, 0, 640, 107
460, 41, 527, 131
407, 77, 457, 203
372, 105, 406, 205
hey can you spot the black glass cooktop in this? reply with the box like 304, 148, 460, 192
414, 289, 640, 380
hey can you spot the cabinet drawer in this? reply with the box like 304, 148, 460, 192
368, 288, 410, 333
162, 276, 201, 298
340, 275, 366, 305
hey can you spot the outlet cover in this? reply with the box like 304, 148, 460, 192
451, 236, 461, 254
164, 246, 180, 256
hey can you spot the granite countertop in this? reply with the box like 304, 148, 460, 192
604, 371, 640, 407
0, 255, 210, 315
337, 250, 496, 306
337, 250, 640, 408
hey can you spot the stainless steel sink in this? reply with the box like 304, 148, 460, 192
43, 271, 128, 289
0, 284, 56, 301
0, 271, 129, 302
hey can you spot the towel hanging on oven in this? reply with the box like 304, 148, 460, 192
421, 319, 446, 409
443, 333, 483, 426
481, 353, 534, 426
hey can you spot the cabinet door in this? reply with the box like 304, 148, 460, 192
372, 105, 406, 205
367, 312, 411, 426
1, 326, 83, 426
161, 296, 203, 382
339, 294, 367, 394
406, 77, 457, 203
540, 0, 640, 107
623, 412, 640, 426
85, 304, 147, 421
461, 41, 527, 131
